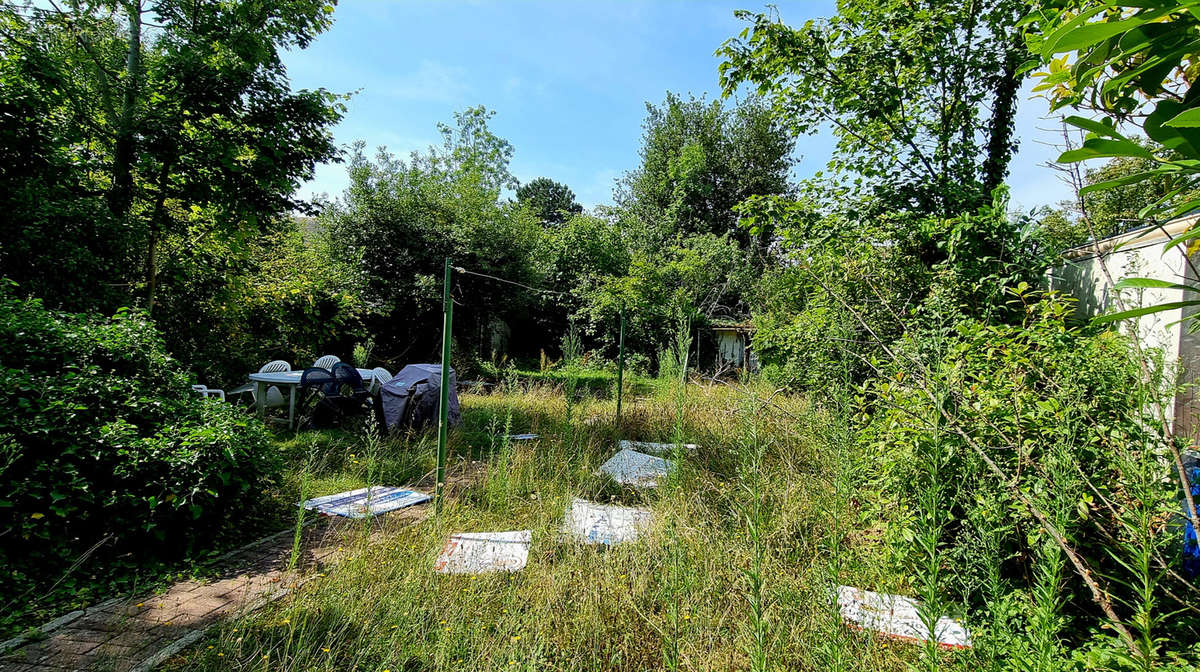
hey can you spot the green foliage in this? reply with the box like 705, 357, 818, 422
0, 283, 278, 618
753, 240, 924, 389
617, 92, 795, 253
861, 291, 1188, 665
170, 223, 366, 385
516, 177, 583, 226
578, 233, 754, 360
0, 0, 345, 379
1033, 137, 1200, 252
751, 190, 1042, 390
1028, 1, 1200, 222
719, 0, 1027, 217
323, 110, 547, 363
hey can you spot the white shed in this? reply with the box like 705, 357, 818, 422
1046, 214, 1200, 441
711, 322, 758, 372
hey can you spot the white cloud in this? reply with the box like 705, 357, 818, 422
386, 60, 471, 103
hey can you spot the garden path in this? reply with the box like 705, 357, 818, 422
0, 501, 432, 672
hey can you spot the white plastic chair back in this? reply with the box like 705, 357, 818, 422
259, 360, 291, 373
370, 367, 393, 393
313, 355, 340, 369
264, 385, 285, 409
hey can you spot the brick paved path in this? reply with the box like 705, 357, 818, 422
0, 505, 430, 672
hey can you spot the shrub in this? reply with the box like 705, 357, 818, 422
0, 283, 278, 609
860, 291, 1187, 660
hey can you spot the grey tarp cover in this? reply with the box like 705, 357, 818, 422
380, 364, 460, 431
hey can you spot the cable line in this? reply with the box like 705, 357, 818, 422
453, 266, 570, 297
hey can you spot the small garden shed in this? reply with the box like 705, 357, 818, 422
710, 321, 758, 372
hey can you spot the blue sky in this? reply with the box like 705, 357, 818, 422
283, 1, 1073, 213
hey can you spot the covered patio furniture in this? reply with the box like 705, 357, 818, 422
380, 363, 460, 433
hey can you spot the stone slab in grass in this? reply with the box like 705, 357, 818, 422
563, 498, 652, 545
617, 440, 697, 456
302, 486, 430, 519
433, 530, 532, 574
599, 448, 674, 488
837, 585, 972, 649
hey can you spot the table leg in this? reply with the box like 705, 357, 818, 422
288, 386, 297, 430
255, 381, 266, 418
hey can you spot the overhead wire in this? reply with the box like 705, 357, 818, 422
452, 266, 570, 298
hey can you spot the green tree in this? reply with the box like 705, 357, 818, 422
718, 0, 1028, 218
616, 92, 795, 255
0, 0, 344, 324
323, 109, 547, 363
516, 177, 583, 226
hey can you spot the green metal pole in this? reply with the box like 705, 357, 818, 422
436, 258, 453, 513
616, 306, 625, 426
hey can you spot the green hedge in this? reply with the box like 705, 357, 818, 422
0, 284, 278, 612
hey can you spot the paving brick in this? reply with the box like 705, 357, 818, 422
3, 497, 437, 671
56, 628, 114, 645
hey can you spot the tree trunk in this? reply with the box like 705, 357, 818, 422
981, 32, 1024, 201
145, 161, 170, 314
107, 0, 142, 217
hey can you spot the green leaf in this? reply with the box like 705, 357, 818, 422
1059, 137, 1154, 162
1091, 299, 1200, 324
1112, 277, 1199, 292
1049, 14, 1160, 55
1079, 169, 1161, 194
1163, 220, 1200, 252
1164, 107, 1200, 128
1062, 115, 1125, 140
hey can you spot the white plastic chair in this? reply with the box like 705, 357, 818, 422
191, 384, 226, 401
229, 360, 292, 404
313, 354, 340, 369
260, 360, 291, 374
370, 367, 393, 394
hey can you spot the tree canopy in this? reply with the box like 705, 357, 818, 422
718, 0, 1028, 217
516, 177, 583, 226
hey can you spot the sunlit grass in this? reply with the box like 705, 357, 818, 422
169, 383, 922, 671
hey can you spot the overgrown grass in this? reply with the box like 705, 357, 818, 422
167, 382, 928, 671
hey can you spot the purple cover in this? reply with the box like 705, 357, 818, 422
380, 364, 460, 431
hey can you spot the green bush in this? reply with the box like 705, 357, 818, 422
0, 284, 278, 608
860, 291, 1186, 660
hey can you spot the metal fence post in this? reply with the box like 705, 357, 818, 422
616, 306, 625, 426
436, 258, 452, 512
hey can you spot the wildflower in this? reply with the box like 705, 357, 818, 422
217, 653, 224, 657
323, 648, 330, 652
509, 662, 516, 666
136, 603, 144, 608
30, 513, 44, 519
208, 646, 214, 650
262, 654, 269, 659
511, 635, 520, 642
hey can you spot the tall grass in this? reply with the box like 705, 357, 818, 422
171, 382, 929, 672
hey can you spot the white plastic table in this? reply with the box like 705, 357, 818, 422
247, 368, 374, 430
